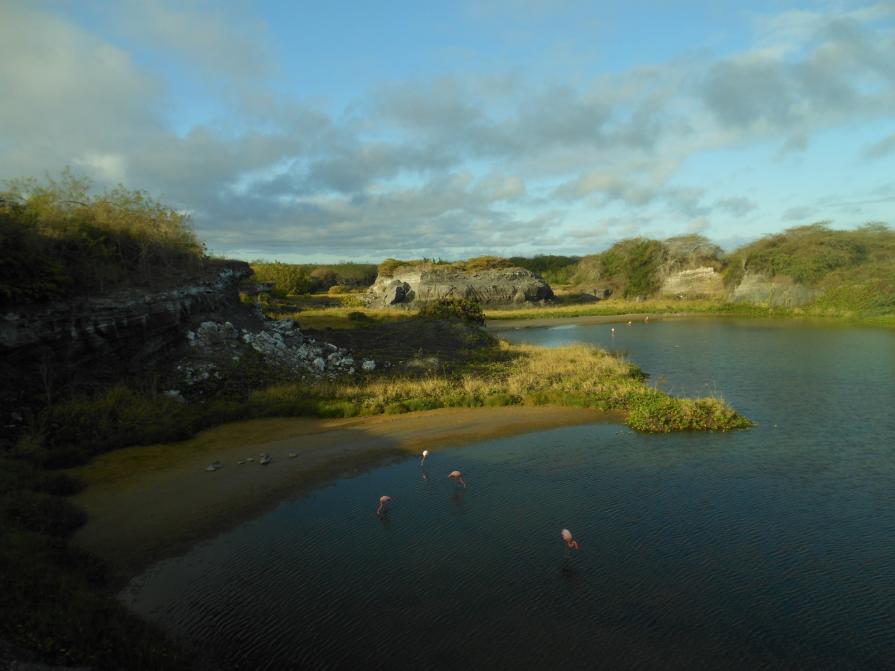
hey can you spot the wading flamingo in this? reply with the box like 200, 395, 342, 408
448, 470, 467, 488
420, 449, 429, 466
377, 495, 392, 515
561, 528, 580, 551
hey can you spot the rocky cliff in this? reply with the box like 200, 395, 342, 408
659, 266, 726, 298
365, 266, 554, 308
0, 261, 252, 413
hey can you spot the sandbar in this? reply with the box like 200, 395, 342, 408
70, 405, 620, 583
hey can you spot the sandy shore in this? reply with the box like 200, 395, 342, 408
485, 312, 698, 330
70, 406, 620, 583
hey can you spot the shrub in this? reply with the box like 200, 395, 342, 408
723, 223, 892, 287
251, 262, 312, 295
1, 170, 204, 304
461, 256, 514, 272
417, 298, 485, 325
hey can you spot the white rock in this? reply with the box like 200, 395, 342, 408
362, 359, 376, 371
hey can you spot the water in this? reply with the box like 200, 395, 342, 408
124, 319, 895, 669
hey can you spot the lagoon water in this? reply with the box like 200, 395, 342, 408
123, 319, 895, 669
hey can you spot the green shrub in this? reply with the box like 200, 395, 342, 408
508, 255, 580, 284
461, 256, 514, 272
724, 223, 892, 287
416, 298, 485, 325
1, 170, 204, 304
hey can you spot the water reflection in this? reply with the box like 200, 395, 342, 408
124, 320, 895, 670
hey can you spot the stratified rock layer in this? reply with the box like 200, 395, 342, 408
365, 266, 554, 308
659, 266, 726, 298
0, 262, 251, 416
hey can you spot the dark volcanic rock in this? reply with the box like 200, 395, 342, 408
0, 261, 251, 415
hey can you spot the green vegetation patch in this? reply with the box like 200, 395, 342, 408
1, 170, 204, 304
724, 223, 894, 287
250, 261, 378, 295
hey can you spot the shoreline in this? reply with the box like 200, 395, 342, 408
485, 310, 895, 331
485, 312, 699, 330
70, 405, 620, 585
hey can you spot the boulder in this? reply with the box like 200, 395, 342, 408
365, 266, 553, 308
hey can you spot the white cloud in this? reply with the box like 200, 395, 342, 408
0, 1, 892, 259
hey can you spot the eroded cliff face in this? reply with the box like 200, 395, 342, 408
365, 266, 554, 308
659, 266, 726, 298
658, 267, 821, 305
0, 261, 252, 413
730, 272, 820, 307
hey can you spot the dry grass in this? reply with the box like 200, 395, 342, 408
484, 298, 742, 320
254, 341, 751, 432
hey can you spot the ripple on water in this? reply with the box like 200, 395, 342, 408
123, 320, 895, 670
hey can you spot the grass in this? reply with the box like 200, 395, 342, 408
251, 341, 750, 432
484, 298, 764, 320
484, 296, 895, 326
18, 334, 751, 473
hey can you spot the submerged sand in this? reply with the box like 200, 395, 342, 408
71, 406, 620, 583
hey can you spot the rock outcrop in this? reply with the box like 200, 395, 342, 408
0, 261, 251, 414
659, 266, 726, 298
174, 317, 367, 391
365, 266, 554, 308
730, 272, 820, 307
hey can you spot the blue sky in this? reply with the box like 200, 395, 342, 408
1, 1, 894, 262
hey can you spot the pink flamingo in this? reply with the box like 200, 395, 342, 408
420, 449, 429, 466
377, 495, 392, 515
561, 528, 580, 551
448, 470, 466, 488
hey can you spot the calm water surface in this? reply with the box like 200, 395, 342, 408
124, 319, 895, 669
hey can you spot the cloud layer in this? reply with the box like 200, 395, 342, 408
1, 1, 893, 260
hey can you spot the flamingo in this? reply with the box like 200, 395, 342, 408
377, 495, 392, 515
448, 470, 467, 488
420, 449, 429, 466
561, 528, 580, 551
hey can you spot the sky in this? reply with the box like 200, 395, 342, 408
1, 1, 894, 262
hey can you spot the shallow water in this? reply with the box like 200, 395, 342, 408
124, 319, 895, 669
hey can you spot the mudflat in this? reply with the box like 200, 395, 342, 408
70, 406, 619, 582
